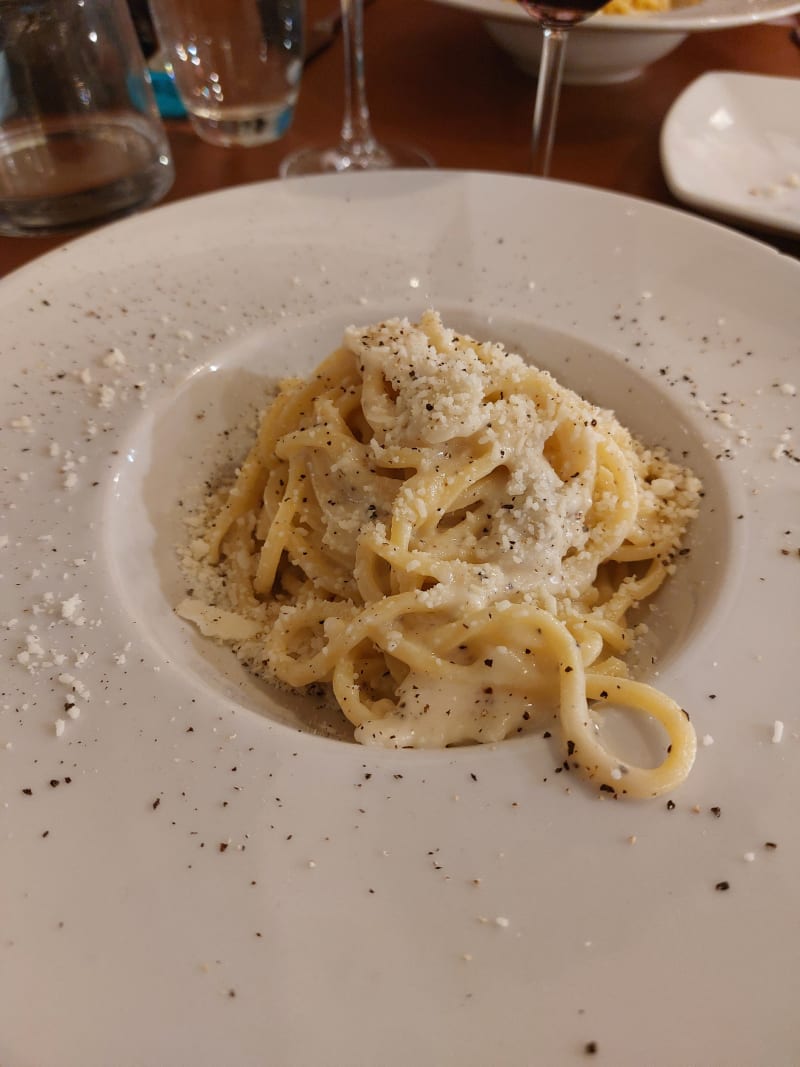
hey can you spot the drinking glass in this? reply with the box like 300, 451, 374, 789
516, 0, 606, 176
148, 0, 304, 147
280, 0, 432, 176
0, 0, 174, 236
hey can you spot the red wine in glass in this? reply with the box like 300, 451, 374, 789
519, 0, 607, 19
515, 0, 607, 175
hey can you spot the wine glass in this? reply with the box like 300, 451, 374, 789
516, 0, 607, 176
280, 0, 432, 175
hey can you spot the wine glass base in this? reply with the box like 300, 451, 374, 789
280, 140, 433, 178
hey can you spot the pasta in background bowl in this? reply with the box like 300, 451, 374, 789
427, 0, 800, 84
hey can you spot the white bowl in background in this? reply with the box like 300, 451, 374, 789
428, 0, 800, 85
484, 19, 685, 83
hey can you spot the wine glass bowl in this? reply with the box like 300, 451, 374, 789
518, 0, 608, 21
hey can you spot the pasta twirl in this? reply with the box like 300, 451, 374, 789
179, 311, 702, 797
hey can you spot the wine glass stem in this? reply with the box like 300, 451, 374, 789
338, 0, 377, 156
531, 25, 568, 177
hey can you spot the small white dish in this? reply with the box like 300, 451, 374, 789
428, 0, 800, 84
661, 71, 800, 237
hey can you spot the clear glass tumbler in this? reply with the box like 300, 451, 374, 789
0, 0, 174, 237
148, 0, 304, 148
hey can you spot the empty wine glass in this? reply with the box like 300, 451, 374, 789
280, 0, 432, 175
516, 0, 607, 176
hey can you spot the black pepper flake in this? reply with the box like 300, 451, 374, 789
567, 740, 576, 756
219, 842, 229, 852
152, 797, 161, 810
564, 665, 573, 673
543, 730, 551, 738
715, 880, 730, 892
22, 788, 32, 796
470, 773, 478, 782
765, 841, 778, 850
666, 800, 676, 810
710, 806, 721, 818
584, 1042, 598, 1056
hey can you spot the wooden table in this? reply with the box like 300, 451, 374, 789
1, 0, 798, 275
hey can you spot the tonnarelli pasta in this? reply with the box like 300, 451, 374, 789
178, 312, 701, 797
601, 0, 672, 14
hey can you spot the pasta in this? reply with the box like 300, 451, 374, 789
178, 311, 702, 798
608, 0, 704, 12
601, 0, 673, 14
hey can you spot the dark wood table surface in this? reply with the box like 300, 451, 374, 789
1, 0, 799, 276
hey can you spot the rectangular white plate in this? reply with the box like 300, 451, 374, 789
661, 70, 800, 237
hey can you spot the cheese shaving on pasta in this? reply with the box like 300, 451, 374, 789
178, 311, 702, 797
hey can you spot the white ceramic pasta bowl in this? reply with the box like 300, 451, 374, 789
427, 0, 800, 84
2, 171, 800, 1066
